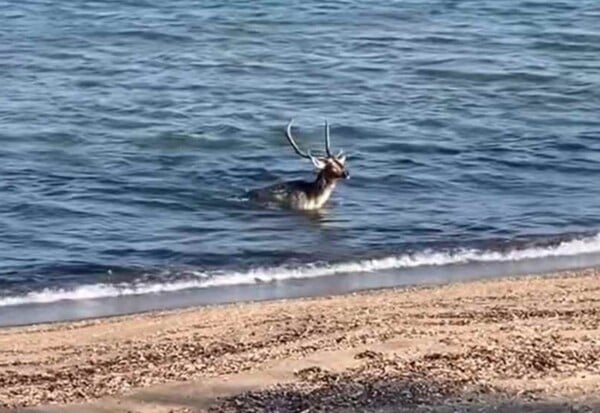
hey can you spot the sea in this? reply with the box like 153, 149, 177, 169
2, 0, 600, 326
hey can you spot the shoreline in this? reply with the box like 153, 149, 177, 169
1, 267, 599, 412
4, 251, 600, 328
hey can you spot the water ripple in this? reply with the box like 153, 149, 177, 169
1, 0, 600, 298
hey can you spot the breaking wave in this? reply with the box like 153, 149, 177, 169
2, 232, 600, 307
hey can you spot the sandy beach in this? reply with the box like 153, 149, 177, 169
1, 268, 599, 413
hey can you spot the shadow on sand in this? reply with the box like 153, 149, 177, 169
122, 350, 599, 413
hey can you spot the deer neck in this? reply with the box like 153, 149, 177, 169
305, 171, 337, 209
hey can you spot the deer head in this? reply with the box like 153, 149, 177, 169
285, 119, 349, 180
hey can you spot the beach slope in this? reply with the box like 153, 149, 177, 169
1, 269, 599, 412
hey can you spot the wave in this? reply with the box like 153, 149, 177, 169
2, 233, 600, 307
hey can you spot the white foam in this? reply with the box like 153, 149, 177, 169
2, 233, 600, 307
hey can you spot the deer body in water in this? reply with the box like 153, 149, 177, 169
249, 119, 349, 210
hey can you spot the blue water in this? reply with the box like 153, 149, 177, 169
2, 1, 600, 314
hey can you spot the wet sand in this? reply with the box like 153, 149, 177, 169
1, 268, 599, 412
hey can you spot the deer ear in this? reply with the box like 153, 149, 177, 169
310, 156, 326, 170
337, 154, 347, 164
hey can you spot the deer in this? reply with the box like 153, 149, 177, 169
248, 119, 349, 210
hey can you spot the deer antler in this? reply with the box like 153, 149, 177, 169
324, 120, 333, 157
285, 119, 314, 159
